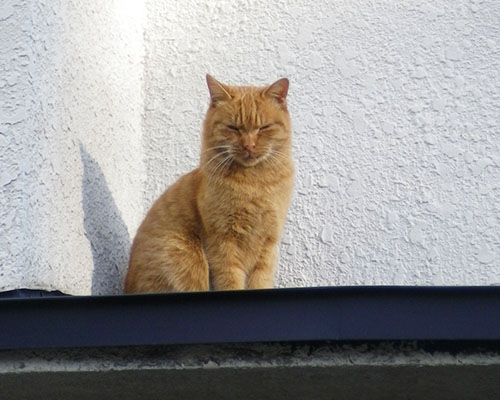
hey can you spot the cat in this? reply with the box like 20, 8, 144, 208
124, 75, 294, 293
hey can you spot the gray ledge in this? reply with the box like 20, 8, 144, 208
1, 342, 500, 399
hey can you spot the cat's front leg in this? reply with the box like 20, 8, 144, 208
211, 264, 246, 291
247, 238, 277, 289
208, 242, 247, 290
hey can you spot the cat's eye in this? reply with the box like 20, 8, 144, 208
227, 125, 240, 132
258, 124, 272, 136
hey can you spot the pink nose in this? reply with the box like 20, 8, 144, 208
243, 143, 255, 152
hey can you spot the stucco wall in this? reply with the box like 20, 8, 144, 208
0, 0, 145, 295
144, 0, 500, 287
1, 0, 499, 294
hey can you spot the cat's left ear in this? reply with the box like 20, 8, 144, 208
265, 78, 289, 104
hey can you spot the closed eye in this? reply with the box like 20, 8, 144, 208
227, 125, 240, 132
258, 124, 273, 134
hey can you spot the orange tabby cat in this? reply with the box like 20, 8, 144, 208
124, 75, 294, 293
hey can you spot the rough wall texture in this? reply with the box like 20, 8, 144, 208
0, 0, 145, 295
144, 0, 500, 287
1, 0, 499, 294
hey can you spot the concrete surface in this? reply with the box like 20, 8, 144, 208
1, 342, 500, 399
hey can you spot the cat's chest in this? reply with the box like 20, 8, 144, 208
200, 183, 278, 237
220, 191, 273, 222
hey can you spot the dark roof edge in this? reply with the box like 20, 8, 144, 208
1, 286, 499, 350
0, 289, 67, 298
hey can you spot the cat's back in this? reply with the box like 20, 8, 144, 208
138, 168, 202, 235
125, 169, 203, 293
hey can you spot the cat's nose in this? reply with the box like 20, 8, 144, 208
243, 143, 255, 151
242, 139, 256, 154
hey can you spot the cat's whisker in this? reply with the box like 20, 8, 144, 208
209, 157, 225, 176
271, 149, 292, 161
203, 149, 231, 171
207, 151, 234, 181
217, 155, 234, 177
261, 148, 291, 170
218, 153, 234, 172
266, 155, 282, 171
204, 153, 223, 168
209, 158, 232, 182
271, 156, 287, 168
273, 154, 291, 167
202, 145, 232, 154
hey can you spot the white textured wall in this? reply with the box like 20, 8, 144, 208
2, 0, 499, 294
0, 0, 145, 295
144, 0, 500, 286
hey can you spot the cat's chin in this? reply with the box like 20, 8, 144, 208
235, 155, 263, 168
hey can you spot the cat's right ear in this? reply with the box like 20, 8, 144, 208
206, 74, 232, 105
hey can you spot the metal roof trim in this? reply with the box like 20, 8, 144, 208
1, 286, 499, 350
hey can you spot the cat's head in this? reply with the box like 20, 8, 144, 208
201, 75, 291, 170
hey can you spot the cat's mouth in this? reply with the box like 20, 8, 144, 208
237, 155, 260, 167
243, 150, 256, 160
236, 149, 271, 167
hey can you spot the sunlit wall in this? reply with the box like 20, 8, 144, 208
0, 0, 145, 294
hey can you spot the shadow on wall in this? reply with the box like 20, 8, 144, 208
80, 144, 130, 295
